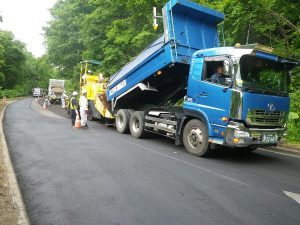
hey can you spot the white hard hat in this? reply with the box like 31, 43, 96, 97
72, 91, 78, 96
82, 89, 87, 94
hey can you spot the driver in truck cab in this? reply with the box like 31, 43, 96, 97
211, 65, 225, 84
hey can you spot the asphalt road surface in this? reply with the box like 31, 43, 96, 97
4, 99, 300, 225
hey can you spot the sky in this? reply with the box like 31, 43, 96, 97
0, 0, 57, 57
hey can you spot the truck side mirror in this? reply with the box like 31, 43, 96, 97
225, 78, 233, 86
223, 78, 234, 92
223, 60, 230, 76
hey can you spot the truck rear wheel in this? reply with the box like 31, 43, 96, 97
116, 109, 131, 133
129, 111, 145, 138
183, 119, 211, 157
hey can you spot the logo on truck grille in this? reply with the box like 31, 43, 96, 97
267, 103, 275, 112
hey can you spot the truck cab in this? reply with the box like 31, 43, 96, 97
184, 44, 298, 152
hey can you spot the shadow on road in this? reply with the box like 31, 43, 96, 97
207, 148, 284, 165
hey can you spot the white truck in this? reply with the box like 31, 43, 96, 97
48, 79, 65, 104
32, 87, 43, 98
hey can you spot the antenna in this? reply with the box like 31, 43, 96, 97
153, 7, 163, 30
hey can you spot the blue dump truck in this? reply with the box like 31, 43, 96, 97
102, 0, 300, 156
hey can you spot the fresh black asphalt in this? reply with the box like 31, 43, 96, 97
3, 99, 300, 225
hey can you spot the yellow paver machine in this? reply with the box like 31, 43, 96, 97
79, 60, 114, 122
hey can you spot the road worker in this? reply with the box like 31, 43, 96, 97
70, 91, 78, 128
61, 91, 67, 108
79, 89, 88, 128
43, 96, 51, 109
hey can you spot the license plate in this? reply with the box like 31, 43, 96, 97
262, 133, 277, 143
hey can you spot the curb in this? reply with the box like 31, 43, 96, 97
1, 102, 30, 225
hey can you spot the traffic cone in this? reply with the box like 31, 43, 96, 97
42, 103, 47, 110
74, 114, 81, 128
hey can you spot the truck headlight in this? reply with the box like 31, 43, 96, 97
234, 130, 250, 138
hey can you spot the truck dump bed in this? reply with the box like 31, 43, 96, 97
107, 0, 224, 110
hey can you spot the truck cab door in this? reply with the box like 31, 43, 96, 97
185, 56, 233, 128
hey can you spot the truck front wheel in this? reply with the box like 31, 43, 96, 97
129, 111, 145, 138
116, 109, 131, 133
183, 119, 211, 157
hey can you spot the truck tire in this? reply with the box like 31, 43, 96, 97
129, 111, 146, 138
183, 119, 211, 157
116, 109, 131, 133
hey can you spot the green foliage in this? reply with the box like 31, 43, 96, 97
44, 0, 88, 78
0, 29, 58, 99
286, 90, 300, 143
0, 30, 26, 88
44, 0, 164, 78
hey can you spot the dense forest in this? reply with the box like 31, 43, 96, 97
0, 30, 57, 97
0, 0, 299, 142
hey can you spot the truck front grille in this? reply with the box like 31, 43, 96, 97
246, 109, 286, 127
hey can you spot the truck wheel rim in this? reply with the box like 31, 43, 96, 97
132, 118, 140, 133
188, 128, 203, 149
117, 115, 124, 128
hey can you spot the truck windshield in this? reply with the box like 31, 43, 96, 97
235, 55, 289, 96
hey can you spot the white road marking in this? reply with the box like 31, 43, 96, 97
261, 189, 284, 200
283, 191, 300, 205
274, 147, 300, 153
126, 141, 250, 186
258, 148, 300, 159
